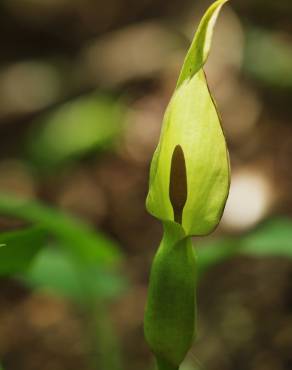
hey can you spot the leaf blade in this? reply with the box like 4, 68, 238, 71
0, 193, 121, 267
0, 226, 46, 275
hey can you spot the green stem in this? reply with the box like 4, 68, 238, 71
83, 300, 122, 370
156, 357, 179, 370
144, 222, 196, 369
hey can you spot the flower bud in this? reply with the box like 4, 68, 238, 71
146, 0, 230, 237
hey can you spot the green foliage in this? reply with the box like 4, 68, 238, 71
0, 226, 45, 275
241, 218, 292, 256
197, 217, 292, 276
144, 1, 230, 370
0, 193, 124, 368
28, 93, 126, 168
196, 237, 237, 277
0, 193, 124, 304
0, 193, 120, 267
24, 245, 127, 302
244, 28, 292, 89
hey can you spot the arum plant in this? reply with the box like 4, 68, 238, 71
144, 1, 231, 370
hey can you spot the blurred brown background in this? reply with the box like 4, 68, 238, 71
0, 0, 292, 370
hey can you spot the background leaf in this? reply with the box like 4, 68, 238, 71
197, 217, 292, 276
241, 218, 292, 256
244, 27, 292, 89
0, 193, 121, 267
23, 245, 127, 302
0, 226, 45, 275
28, 93, 126, 168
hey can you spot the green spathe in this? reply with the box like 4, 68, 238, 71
146, 0, 230, 237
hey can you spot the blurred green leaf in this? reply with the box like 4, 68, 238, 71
197, 218, 292, 276
244, 28, 292, 88
196, 237, 238, 276
28, 93, 126, 168
24, 246, 127, 302
241, 218, 292, 256
0, 193, 121, 267
0, 226, 45, 275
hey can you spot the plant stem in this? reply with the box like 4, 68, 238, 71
83, 300, 122, 370
156, 357, 179, 370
